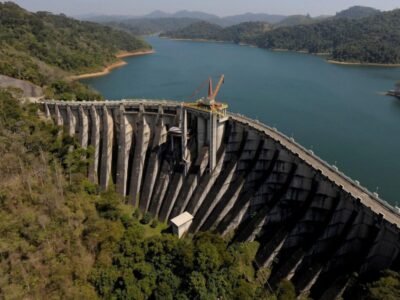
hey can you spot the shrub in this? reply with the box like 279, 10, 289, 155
150, 219, 158, 228
140, 212, 152, 225
132, 208, 141, 219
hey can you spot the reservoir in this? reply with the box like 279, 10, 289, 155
82, 36, 400, 205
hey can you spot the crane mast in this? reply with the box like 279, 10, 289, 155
210, 74, 225, 101
185, 75, 228, 115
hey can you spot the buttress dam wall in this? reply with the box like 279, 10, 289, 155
42, 99, 400, 299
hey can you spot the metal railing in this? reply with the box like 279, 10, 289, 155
229, 112, 400, 218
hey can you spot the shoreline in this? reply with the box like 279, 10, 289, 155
327, 59, 400, 67
164, 37, 232, 44
116, 49, 155, 58
69, 49, 155, 80
163, 36, 400, 67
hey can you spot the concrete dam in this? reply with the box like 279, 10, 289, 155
41, 99, 400, 299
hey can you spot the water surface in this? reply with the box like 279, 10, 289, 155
82, 37, 400, 205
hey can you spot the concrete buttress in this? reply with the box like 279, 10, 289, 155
129, 107, 151, 206
116, 105, 133, 196
99, 105, 114, 190
88, 105, 100, 184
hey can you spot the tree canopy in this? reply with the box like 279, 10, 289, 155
163, 9, 400, 64
162, 21, 271, 44
0, 2, 151, 100
0, 90, 275, 299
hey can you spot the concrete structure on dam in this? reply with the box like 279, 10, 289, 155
41, 99, 400, 299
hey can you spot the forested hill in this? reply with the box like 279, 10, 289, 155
163, 9, 400, 65
257, 9, 400, 64
0, 2, 150, 99
335, 5, 380, 19
105, 17, 198, 36
162, 21, 271, 44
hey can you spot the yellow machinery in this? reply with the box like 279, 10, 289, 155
184, 75, 228, 115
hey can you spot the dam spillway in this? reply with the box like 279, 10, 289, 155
42, 99, 400, 299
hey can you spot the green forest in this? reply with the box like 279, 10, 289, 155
256, 9, 400, 64
162, 21, 271, 44
106, 18, 199, 36
0, 2, 150, 100
163, 9, 400, 64
0, 90, 286, 299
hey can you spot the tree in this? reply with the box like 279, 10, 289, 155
365, 271, 400, 300
140, 212, 152, 225
276, 280, 297, 300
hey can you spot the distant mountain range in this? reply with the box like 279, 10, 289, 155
143, 10, 219, 21
162, 6, 400, 65
82, 6, 383, 36
81, 10, 288, 27
81, 11, 308, 35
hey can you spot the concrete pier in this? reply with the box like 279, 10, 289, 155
99, 105, 114, 190
128, 111, 150, 206
78, 105, 89, 149
66, 105, 76, 137
88, 105, 100, 184
116, 106, 133, 196
54, 104, 63, 127
140, 109, 167, 212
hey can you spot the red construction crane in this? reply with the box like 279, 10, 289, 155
207, 74, 225, 103
185, 75, 228, 114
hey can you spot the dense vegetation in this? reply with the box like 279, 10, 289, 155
274, 15, 316, 28
335, 6, 380, 19
0, 2, 150, 100
162, 21, 271, 44
97, 13, 320, 37
87, 10, 287, 31
257, 9, 400, 64
0, 90, 273, 299
163, 8, 400, 64
106, 18, 200, 36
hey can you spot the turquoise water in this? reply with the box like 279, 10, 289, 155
82, 37, 400, 205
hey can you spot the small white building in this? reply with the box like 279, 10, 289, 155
170, 212, 194, 238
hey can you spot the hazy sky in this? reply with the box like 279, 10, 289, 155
8, 0, 400, 17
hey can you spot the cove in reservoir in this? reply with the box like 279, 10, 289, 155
81, 36, 400, 205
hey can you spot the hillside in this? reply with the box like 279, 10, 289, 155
274, 15, 316, 28
163, 8, 400, 65
220, 13, 286, 26
162, 21, 271, 43
335, 5, 380, 19
162, 21, 223, 40
257, 9, 400, 64
0, 2, 150, 100
106, 17, 200, 36
89, 11, 331, 35
88, 11, 285, 35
